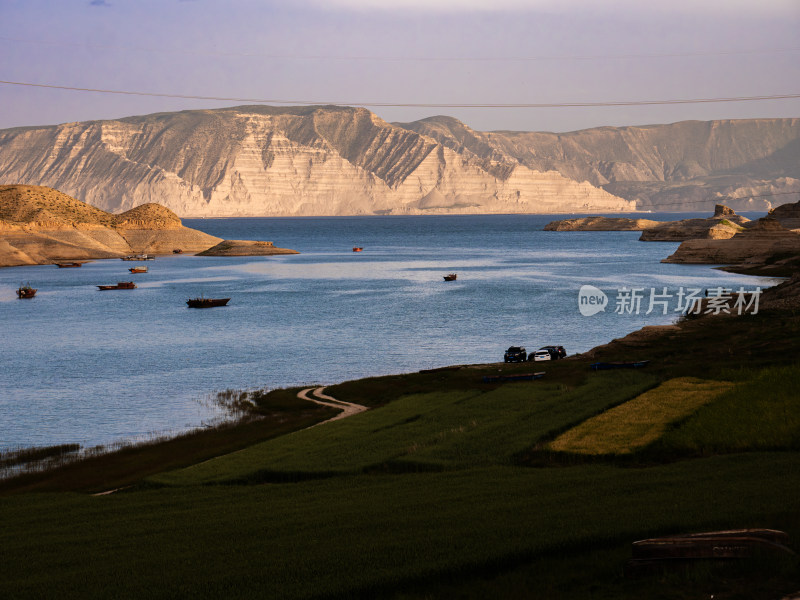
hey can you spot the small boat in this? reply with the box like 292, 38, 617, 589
128, 266, 148, 274
352, 247, 363, 252
187, 298, 230, 308
443, 273, 457, 281
55, 262, 83, 268
121, 254, 154, 261
17, 284, 37, 299
590, 360, 650, 371
97, 282, 137, 290
172, 249, 183, 254
625, 529, 793, 576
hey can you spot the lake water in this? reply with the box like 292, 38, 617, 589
0, 213, 777, 451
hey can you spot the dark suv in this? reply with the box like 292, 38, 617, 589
537, 346, 567, 360
504, 346, 527, 362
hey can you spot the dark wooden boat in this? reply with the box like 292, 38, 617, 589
172, 249, 183, 254
625, 529, 793, 576
443, 273, 457, 281
352, 247, 363, 252
590, 360, 650, 371
97, 282, 137, 290
17, 284, 37, 299
128, 266, 148, 274
55, 262, 82, 268
482, 372, 545, 383
186, 297, 230, 308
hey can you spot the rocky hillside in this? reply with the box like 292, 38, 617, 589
399, 116, 800, 212
0, 185, 221, 266
663, 201, 800, 274
0, 107, 796, 217
0, 106, 631, 217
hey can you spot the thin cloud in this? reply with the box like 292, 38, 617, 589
89, 0, 112, 6
305, 0, 799, 15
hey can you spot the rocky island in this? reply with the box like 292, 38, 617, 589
0, 185, 297, 267
639, 204, 751, 241
197, 240, 299, 257
543, 216, 661, 231
544, 201, 800, 276
543, 204, 751, 239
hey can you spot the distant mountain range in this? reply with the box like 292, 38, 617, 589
0, 105, 797, 216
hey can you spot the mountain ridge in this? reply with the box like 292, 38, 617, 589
0, 106, 797, 216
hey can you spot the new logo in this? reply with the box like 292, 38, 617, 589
578, 285, 608, 316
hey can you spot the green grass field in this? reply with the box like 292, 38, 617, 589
547, 377, 734, 455
2, 310, 800, 599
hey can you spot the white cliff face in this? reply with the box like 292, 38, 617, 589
0, 106, 634, 216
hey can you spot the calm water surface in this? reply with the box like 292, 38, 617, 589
0, 214, 776, 450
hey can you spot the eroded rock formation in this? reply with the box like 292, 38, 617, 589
663, 205, 800, 274
0, 106, 633, 217
0, 185, 222, 266
639, 204, 750, 241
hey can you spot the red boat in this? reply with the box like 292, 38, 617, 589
187, 298, 230, 308
97, 282, 137, 290
129, 266, 148, 274
17, 284, 37, 299
443, 273, 457, 281
352, 247, 363, 252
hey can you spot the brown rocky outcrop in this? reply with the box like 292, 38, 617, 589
763, 201, 800, 230
664, 207, 800, 274
0, 185, 223, 267
638, 204, 750, 241
544, 216, 661, 231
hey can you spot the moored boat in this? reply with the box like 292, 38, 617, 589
55, 262, 83, 268
172, 249, 183, 254
129, 266, 148, 273
17, 284, 37, 299
186, 297, 230, 308
443, 273, 457, 281
97, 282, 137, 290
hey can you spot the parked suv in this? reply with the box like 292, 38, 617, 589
504, 346, 527, 362
537, 345, 567, 360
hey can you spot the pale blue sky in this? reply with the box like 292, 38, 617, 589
1, 0, 798, 132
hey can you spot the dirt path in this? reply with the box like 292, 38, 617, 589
297, 387, 368, 426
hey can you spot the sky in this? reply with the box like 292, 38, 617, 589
1, 0, 799, 133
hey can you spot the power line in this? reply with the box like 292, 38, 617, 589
2, 79, 800, 109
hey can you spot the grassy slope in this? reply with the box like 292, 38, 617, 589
2, 455, 799, 600
2, 309, 800, 599
151, 372, 655, 485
